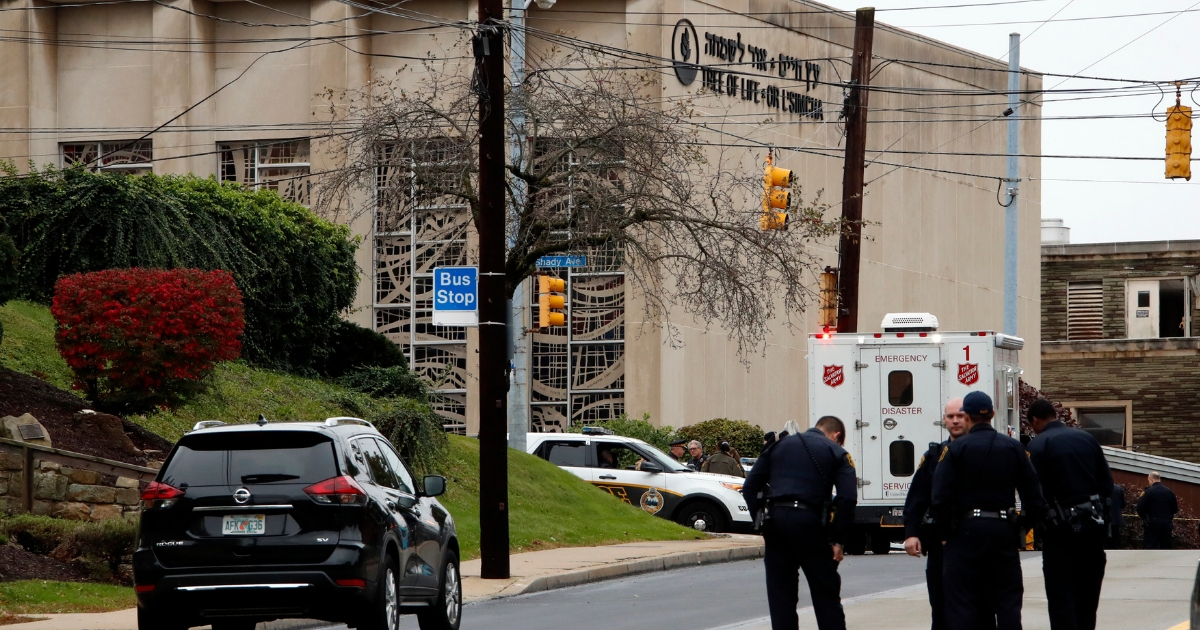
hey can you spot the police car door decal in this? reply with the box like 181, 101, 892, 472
876, 346, 942, 500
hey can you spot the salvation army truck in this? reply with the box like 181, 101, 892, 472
807, 313, 1025, 555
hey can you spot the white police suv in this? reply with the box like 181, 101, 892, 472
526, 429, 752, 532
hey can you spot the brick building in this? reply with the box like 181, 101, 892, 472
1041, 237, 1200, 463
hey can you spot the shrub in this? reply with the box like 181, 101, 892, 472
67, 518, 138, 582
322, 320, 408, 378
371, 400, 449, 478
567, 413, 675, 452
0, 514, 138, 582
0, 514, 77, 555
337, 366, 426, 401
0, 213, 16, 345
0, 167, 359, 373
52, 268, 245, 409
674, 418, 765, 458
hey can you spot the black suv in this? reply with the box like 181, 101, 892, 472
133, 417, 461, 630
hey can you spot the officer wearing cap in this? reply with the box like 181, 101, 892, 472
1027, 398, 1113, 630
743, 416, 857, 630
668, 439, 688, 464
902, 397, 967, 630
932, 392, 1046, 630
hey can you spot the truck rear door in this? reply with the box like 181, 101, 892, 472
859, 346, 943, 502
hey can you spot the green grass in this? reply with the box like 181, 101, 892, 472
0, 301, 705, 560
0, 300, 79, 395
0, 581, 134, 615
129, 361, 385, 442
439, 435, 705, 559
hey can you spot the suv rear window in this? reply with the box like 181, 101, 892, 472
162, 432, 338, 487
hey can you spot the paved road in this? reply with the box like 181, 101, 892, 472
265, 553, 927, 630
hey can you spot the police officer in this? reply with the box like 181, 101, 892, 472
932, 392, 1046, 630
1137, 471, 1178, 549
743, 416, 857, 630
1027, 398, 1114, 630
668, 439, 688, 464
902, 397, 967, 630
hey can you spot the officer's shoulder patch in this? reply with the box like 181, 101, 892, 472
938, 445, 949, 462
845, 453, 856, 469
918, 454, 926, 468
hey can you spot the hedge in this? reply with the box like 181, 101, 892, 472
0, 166, 359, 373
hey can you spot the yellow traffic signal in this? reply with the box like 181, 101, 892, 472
1166, 104, 1192, 181
761, 155, 791, 231
538, 275, 566, 328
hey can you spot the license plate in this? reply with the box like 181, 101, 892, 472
222, 514, 265, 536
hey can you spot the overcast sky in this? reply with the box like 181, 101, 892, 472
818, 0, 1200, 244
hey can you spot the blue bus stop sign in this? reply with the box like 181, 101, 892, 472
432, 266, 478, 326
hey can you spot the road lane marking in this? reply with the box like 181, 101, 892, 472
1166, 622, 1188, 630
702, 582, 928, 630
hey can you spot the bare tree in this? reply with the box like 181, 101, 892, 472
316, 50, 842, 353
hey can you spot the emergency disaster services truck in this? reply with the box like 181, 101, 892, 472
807, 313, 1025, 555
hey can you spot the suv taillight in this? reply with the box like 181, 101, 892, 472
140, 481, 184, 509
304, 476, 367, 505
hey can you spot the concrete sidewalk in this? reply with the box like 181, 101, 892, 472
719, 549, 1200, 630
8, 535, 765, 630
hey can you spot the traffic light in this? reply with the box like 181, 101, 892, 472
760, 155, 791, 231
1166, 104, 1192, 181
538, 275, 566, 328
819, 269, 838, 329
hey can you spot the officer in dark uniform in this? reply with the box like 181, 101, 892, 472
1137, 471, 1178, 549
743, 416, 857, 630
903, 397, 967, 630
932, 392, 1046, 630
1027, 398, 1114, 630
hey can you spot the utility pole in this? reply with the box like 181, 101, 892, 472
506, 0, 533, 454
834, 7, 875, 334
476, 0, 510, 579
1003, 33, 1021, 337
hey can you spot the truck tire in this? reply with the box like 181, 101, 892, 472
842, 528, 868, 555
870, 531, 893, 555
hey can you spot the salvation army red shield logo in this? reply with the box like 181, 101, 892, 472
823, 365, 844, 388
958, 363, 979, 386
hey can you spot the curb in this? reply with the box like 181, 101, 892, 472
516, 544, 765, 596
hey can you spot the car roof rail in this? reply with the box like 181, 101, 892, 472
191, 420, 227, 432
325, 417, 374, 429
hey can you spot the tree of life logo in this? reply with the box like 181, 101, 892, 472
671, 19, 699, 86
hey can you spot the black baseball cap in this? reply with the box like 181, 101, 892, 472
961, 391, 994, 416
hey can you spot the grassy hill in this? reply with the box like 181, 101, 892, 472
440, 435, 703, 558
0, 300, 705, 559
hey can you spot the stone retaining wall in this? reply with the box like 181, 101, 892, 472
0, 452, 140, 521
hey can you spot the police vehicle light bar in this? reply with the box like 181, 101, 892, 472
580, 427, 615, 435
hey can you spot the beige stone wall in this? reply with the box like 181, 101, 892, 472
0, 0, 1041, 434
0, 454, 141, 521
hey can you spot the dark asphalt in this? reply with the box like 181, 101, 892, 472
263, 552, 928, 630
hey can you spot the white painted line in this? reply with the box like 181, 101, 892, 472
703, 582, 928, 630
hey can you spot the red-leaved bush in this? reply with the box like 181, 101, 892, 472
52, 269, 245, 409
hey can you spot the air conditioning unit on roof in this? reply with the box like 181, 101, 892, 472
881, 312, 939, 332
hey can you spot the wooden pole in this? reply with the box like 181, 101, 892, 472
835, 7, 876, 334
476, 0, 511, 579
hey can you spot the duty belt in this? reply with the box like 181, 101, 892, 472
770, 500, 820, 511
963, 508, 1014, 521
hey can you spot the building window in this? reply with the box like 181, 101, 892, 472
61, 140, 153, 174
1066, 281, 1103, 340
1125, 278, 1189, 340
218, 140, 310, 205
1062, 400, 1132, 449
